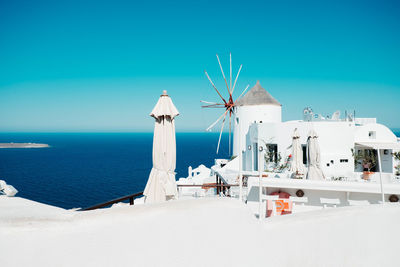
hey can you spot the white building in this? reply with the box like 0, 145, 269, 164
233, 81, 400, 182
233, 81, 282, 156
179, 81, 400, 213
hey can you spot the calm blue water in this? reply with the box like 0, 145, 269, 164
0, 133, 229, 209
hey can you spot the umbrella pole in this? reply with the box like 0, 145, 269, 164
377, 149, 385, 204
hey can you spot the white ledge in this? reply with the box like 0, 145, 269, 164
248, 177, 400, 194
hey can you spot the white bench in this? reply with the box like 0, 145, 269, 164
289, 196, 308, 206
348, 199, 370, 206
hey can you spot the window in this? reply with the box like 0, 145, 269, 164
302, 145, 307, 165
368, 131, 376, 139
265, 144, 278, 163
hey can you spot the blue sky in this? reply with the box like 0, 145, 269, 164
0, 0, 399, 132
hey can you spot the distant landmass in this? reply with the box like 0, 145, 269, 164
0, 143, 49, 148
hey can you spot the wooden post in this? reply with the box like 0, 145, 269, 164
216, 175, 218, 195
219, 177, 222, 195
216, 175, 220, 195
129, 197, 134, 205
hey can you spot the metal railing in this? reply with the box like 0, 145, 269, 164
81, 191, 144, 211
176, 184, 239, 188
81, 182, 241, 211
177, 183, 239, 197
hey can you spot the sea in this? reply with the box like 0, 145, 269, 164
1, 131, 399, 209
0, 133, 230, 209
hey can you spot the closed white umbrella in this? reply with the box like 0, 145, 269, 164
306, 130, 325, 180
144, 90, 179, 203
289, 128, 305, 175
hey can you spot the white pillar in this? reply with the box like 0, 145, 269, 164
258, 146, 262, 220
238, 121, 243, 202
188, 166, 192, 178
377, 149, 385, 204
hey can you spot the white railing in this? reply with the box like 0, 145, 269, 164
354, 172, 399, 183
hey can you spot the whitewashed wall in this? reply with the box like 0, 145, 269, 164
232, 105, 281, 157
245, 121, 356, 178
354, 123, 398, 143
355, 123, 398, 174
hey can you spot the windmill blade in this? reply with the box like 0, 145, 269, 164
231, 64, 242, 95
233, 84, 249, 105
228, 113, 232, 155
216, 113, 228, 154
204, 71, 227, 104
229, 53, 232, 93
216, 54, 231, 96
200, 100, 219, 105
201, 104, 225, 108
206, 107, 231, 132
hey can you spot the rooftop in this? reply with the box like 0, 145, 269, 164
236, 81, 281, 106
1, 196, 399, 266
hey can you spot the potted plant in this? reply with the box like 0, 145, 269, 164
276, 154, 290, 173
395, 165, 400, 178
362, 151, 377, 180
351, 149, 377, 180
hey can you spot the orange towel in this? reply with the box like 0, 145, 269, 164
266, 199, 292, 217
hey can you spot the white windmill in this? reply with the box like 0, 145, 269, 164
202, 53, 249, 154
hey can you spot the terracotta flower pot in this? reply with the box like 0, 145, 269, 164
363, 171, 374, 180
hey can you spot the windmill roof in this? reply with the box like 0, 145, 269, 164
236, 81, 281, 106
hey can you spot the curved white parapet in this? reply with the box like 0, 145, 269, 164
355, 123, 398, 144
0, 180, 18, 197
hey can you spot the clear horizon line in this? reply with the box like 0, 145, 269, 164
0, 131, 228, 134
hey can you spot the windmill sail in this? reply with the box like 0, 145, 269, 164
202, 53, 248, 154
